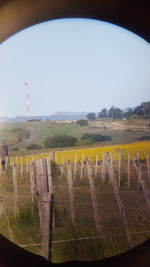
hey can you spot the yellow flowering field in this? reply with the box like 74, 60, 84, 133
10, 141, 150, 165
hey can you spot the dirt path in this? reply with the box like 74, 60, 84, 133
111, 122, 150, 129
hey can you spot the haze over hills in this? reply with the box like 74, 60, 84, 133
0, 104, 142, 122
0, 111, 88, 122
49, 111, 88, 120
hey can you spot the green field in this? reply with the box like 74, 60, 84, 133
0, 118, 150, 155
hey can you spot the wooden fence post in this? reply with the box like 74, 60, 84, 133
94, 153, 99, 177
35, 159, 54, 260
29, 160, 35, 203
107, 157, 132, 245
101, 152, 107, 182
46, 158, 53, 193
41, 192, 54, 261
132, 157, 141, 189
146, 154, 150, 181
5, 156, 9, 170
0, 157, 2, 172
66, 158, 76, 228
61, 154, 64, 175
132, 158, 150, 213
20, 157, 23, 178
80, 154, 84, 180
26, 156, 29, 173
46, 158, 55, 230
49, 193, 55, 262
12, 163, 18, 213
118, 151, 122, 188
127, 152, 131, 189
73, 154, 77, 181
87, 159, 102, 234
35, 159, 45, 228
0, 162, 3, 216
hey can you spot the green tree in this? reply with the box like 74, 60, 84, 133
97, 108, 107, 118
108, 106, 123, 120
133, 102, 150, 117
124, 108, 133, 119
86, 113, 96, 121
44, 135, 78, 148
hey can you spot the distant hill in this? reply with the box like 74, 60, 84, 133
49, 111, 88, 120
0, 112, 88, 122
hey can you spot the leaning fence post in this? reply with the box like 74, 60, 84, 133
101, 152, 107, 182
118, 151, 122, 188
127, 152, 131, 189
73, 154, 77, 181
146, 154, 150, 181
94, 153, 99, 177
132, 158, 150, 213
132, 157, 141, 189
0, 163, 3, 216
80, 154, 84, 180
5, 156, 9, 170
60, 154, 64, 175
29, 160, 35, 203
20, 157, 23, 178
66, 158, 76, 228
12, 163, 18, 213
107, 156, 132, 245
0, 157, 2, 172
26, 156, 29, 173
87, 159, 102, 234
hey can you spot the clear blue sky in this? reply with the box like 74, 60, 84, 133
0, 18, 150, 117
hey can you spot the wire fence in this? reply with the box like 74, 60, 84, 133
0, 152, 150, 262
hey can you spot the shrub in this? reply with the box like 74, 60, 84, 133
11, 146, 19, 151
77, 139, 93, 146
144, 115, 150, 119
125, 129, 132, 132
76, 120, 88, 126
81, 133, 112, 142
27, 143, 42, 150
44, 135, 78, 148
136, 136, 150, 141
11, 128, 30, 139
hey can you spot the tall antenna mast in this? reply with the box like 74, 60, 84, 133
24, 81, 30, 119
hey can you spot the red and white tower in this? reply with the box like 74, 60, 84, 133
24, 81, 30, 118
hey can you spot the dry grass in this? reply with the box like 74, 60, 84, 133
0, 160, 150, 262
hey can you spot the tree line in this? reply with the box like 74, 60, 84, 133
86, 101, 150, 121
25, 133, 112, 150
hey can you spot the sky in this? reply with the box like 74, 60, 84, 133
0, 18, 150, 117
